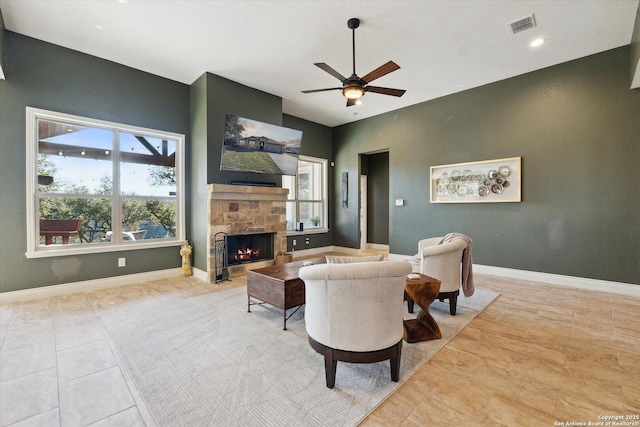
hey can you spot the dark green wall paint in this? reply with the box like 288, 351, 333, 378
189, 74, 209, 272
282, 114, 333, 251
364, 152, 389, 245
189, 73, 283, 271
0, 33, 190, 293
333, 47, 640, 285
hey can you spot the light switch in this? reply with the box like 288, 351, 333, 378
395, 199, 404, 206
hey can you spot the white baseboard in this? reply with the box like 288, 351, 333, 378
192, 267, 208, 282
0, 268, 182, 305
473, 264, 640, 296
6, 253, 635, 304
388, 252, 639, 296
366, 243, 389, 251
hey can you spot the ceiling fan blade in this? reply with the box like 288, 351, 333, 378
314, 63, 348, 82
365, 86, 406, 97
301, 87, 342, 94
346, 98, 357, 107
361, 61, 400, 84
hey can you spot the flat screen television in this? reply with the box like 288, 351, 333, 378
220, 114, 302, 176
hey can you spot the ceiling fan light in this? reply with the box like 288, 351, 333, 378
343, 87, 364, 99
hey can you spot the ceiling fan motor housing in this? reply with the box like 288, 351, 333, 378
342, 75, 365, 99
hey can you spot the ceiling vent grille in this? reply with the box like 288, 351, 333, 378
508, 14, 536, 35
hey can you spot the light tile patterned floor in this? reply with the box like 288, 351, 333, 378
1, 254, 639, 426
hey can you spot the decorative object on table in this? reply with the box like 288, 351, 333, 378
275, 251, 293, 265
179, 241, 193, 276
430, 157, 521, 203
342, 171, 348, 208
403, 273, 442, 343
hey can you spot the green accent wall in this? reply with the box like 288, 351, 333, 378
333, 46, 640, 285
189, 73, 283, 272
0, 32, 190, 293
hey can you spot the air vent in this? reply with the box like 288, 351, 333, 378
507, 14, 536, 35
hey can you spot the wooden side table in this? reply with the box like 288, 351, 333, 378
403, 274, 442, 342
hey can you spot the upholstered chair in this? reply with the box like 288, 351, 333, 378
413, 237, 467, 315
299, 260, 412, 389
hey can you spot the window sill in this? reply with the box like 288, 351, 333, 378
25, 239, 184, 259
286, 228, 329, 236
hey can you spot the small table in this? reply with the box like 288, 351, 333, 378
403, 274, 442, 342
246, 257, 325, 330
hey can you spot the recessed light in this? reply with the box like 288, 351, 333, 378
530, 38, 545, 47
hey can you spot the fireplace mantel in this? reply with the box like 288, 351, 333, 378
207, 184, 289, 281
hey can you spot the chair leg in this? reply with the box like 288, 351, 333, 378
405, 291, 415, 313
324, 349, 338, 389
389, 341, 402, 382
449, 293, 457, 315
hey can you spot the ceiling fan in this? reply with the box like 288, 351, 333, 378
302, 18, 406, 107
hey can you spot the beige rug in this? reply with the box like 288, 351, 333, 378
99, 286, 498, 426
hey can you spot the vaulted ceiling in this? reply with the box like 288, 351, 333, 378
1, 0, 638, 127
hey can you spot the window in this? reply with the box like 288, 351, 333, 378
283, 156, 327, 232
26, 107, 185, 258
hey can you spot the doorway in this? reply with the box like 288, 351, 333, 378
359, 151, 390, 250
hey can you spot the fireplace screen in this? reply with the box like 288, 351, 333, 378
227, 233, 274, 265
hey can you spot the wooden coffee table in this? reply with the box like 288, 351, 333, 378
246, 257, 325, 330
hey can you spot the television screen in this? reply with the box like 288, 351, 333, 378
220, 114, 302, 175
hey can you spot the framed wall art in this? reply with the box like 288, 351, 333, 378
430, 157, 521, 203
341, 172, 348, 208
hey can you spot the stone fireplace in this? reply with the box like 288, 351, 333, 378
207, 183, 288, 282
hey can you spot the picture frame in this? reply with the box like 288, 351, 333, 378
342, 172, 348, 208
430, 157, 521, 203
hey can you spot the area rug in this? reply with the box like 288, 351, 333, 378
99, 286, 498, 426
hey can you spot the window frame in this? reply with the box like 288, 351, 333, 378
284, 155, 328, 235
25, 107, 186, 258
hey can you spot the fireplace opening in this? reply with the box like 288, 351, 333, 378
227, 233, 274, 265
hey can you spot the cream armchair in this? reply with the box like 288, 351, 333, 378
299, 260, 412, 389
413, 237, 468, 315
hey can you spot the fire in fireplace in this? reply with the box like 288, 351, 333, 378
227, 233, 274, 265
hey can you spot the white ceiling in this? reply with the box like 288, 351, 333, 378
1, 0, 638, 127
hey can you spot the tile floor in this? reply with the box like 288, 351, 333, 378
0, 255, 638, 426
